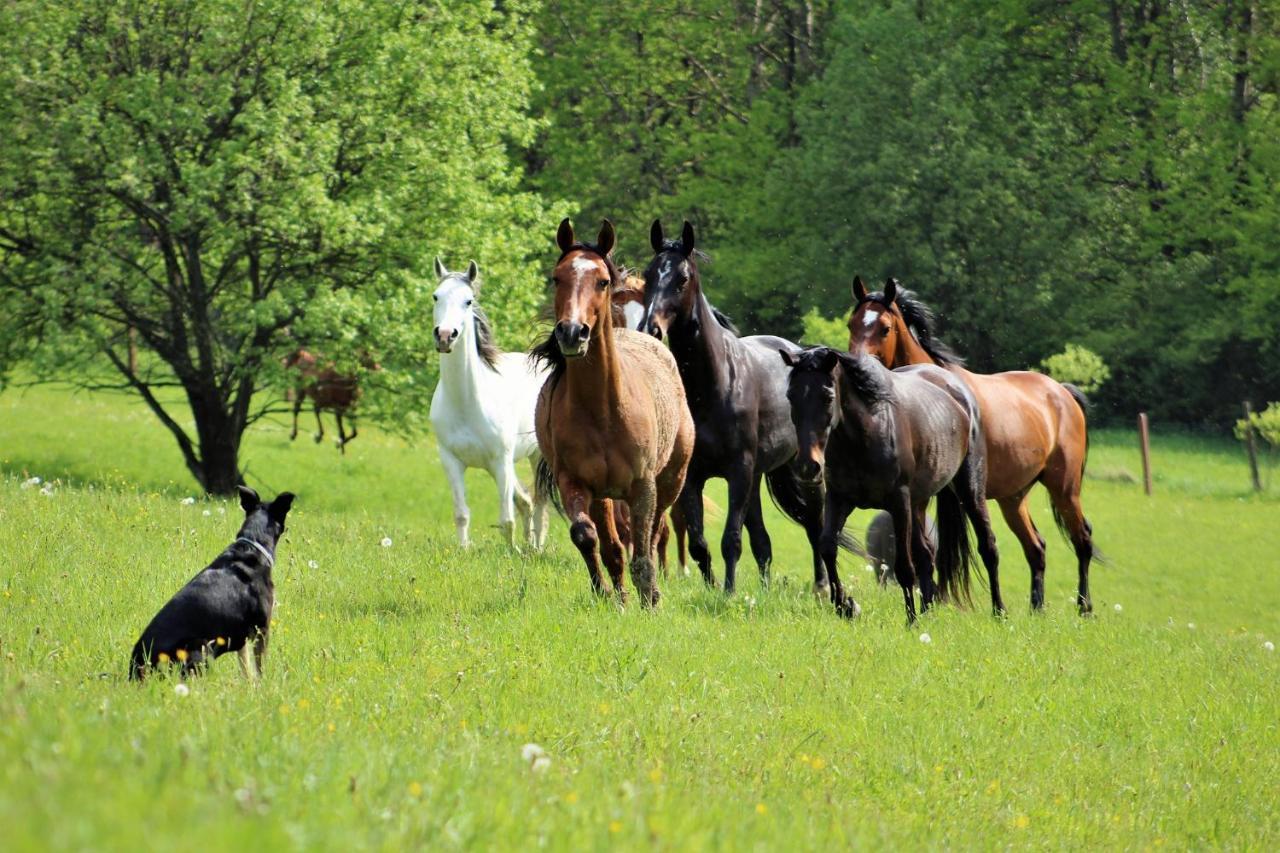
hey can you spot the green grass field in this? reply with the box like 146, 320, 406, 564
2, 383, 1278, 850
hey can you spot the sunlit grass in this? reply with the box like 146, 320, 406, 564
1, 384, 1278, 849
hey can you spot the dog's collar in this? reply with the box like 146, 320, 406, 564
235, 537, 275, 568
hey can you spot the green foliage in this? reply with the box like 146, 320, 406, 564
1236, 403, 1280, 448
1040, 345, 1112, 395
2, 384, 1279, 848
0, 0, 554, 491
799, 309, 848, 350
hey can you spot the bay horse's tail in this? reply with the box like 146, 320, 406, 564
764, 467, 860, 555
1052, 382, 1104, 563
535, 458, 565, 518
934, 485, 975, 607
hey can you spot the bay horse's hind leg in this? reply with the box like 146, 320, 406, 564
1043, 475, 1095, 615
952, 462, 1005, 615
654, 514, 670, 579
743, 473, 774, 588
998, 493, 1046, 611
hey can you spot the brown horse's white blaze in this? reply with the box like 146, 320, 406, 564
535, 219, 695, 606
847, 276, 1095, 612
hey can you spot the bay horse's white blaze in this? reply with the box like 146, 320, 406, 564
430, 263, 549, 549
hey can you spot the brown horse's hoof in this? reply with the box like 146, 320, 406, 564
313, 433, 323, 444
836, 596, 861, 620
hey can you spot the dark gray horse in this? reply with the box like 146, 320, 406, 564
866, 511, 936, 587
641, 220, 852, 593
783, 347, 1004, 621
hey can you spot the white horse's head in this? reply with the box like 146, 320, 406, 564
432, 258, 480, 354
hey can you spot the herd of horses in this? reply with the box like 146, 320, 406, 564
293, 217, 1096, 623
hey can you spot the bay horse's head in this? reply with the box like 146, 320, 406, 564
780, 346, 841, 481
641, 219, 699, 342
432, 257, 481, 354
847, 275, 907, 366
551, 218, 618, 359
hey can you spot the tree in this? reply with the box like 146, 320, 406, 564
0, 0, 551, 493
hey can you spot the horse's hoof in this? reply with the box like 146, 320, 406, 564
313, 433, 323, 443
836, 597, 861, 620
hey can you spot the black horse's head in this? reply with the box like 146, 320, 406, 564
642, 219, 700, 341
781, 346, 841, 481
236, 486, 295, 550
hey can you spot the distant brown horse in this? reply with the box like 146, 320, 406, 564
534, 219, 695, 606
284, 350, 373, 454
847, 277, 1095, 613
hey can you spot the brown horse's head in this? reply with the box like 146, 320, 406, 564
780, 347, 841, 481
847, 275, 907, 366
641, 219, 699, 342
611, 275, 647, 331
551, 218, 617, 359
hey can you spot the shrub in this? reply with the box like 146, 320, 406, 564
800, 309, 850, 350
1039, 344, 1111, 394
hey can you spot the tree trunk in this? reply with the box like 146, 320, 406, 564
188, 389, 246, 495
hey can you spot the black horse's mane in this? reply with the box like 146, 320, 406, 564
862, 287, 964, 367
530, 242, 625, 384
792, 347, 893, 407
649, 241, 740, 335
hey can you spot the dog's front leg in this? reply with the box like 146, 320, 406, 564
238, 643, 260, 683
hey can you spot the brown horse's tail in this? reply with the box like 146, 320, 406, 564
535, 458, 565, 519
1053, 383, 1104, 563
934, 485, 975, 607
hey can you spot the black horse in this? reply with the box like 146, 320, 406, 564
641, 220, 849, 593
782, 346, 1004, 621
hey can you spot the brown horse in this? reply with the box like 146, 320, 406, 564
284, 350, 374, 454
534, 219, 695, 606
847, 277, 1095, 613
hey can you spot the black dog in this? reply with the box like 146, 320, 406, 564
129, 486, 294, 682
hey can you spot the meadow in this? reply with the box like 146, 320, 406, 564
1, 383, 1278, 850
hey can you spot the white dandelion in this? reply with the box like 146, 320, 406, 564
1264, 641, 1274, 652
880, 563, 890, 577
21, 476, 41, 489
521, 743, 546, 763
308, 560, 319, 570
531, 755, 551, 774
180, 496, 196, 505
217, 506, 226, 515
919, 633, 932, 644
1114, 603, 1123, 613
380, 537, 393, 548
1187, 622, 1196, 630
202, 509, 212, 517
174, 683, 190, 697
864, 563, 876, 573
40, 484, 54, 496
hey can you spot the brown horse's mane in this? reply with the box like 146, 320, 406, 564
860, 288, 965, 367
531, 241, 625, 386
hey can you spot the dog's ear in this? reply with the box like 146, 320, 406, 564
268, 492, 295, 523
237, 485, 261, 513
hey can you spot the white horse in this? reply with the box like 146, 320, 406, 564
430, 258, 549, 548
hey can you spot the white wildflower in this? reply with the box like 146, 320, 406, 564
173, 683, 190, 697
180, 497, 196, 505
217, 506, 226, 515
531, 755, 551, 774
21, 476, 42, 489
1113, 603, 1122, 613
864, 563, 875, 573
880, 563, 890, 577
1264, 641, 1274, 652
40, 484, 54, 496
919, 633, 932, 644
521, 743, 546, 763
308, 560, 319, 570
202, 509, 212, 517
380, 537, 393, 548
1187, 623, 1196, 630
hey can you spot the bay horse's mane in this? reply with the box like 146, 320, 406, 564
860, 287, 964, 367
531, 241, 625, 385
650, 240, 741, 335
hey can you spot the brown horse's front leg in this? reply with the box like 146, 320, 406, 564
313, 406, 325, 443
627, 478, 660, 607
290, 393, 303, 441
593, 500, 628, 605
335, 411, 348, 454
561, 478, 607, 598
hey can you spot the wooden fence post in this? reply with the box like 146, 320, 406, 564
1243, 401, 1262, 493
1138, 412, 1152, 496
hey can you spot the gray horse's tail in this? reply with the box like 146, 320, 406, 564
934, 486, 975, 607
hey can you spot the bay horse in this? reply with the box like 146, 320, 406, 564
847, 277, 1095, 613
782, 347, 1004, 622
534, 219, 694, 606
641, 219, 852, 594
430, 258, 549, 549
285, 350, 371, 453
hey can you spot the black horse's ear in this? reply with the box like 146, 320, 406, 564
884, 277, 898, 304
597, 219, 617, 257
819, 348, 840, 373
557, 218, 575, 253
779, 349, 797, 367
681, 220, 696, 256
466, 261, 479, 284
434, 257, 448, 279
267, 492, 295, 523
650, 219, 665, 253
852, 275, 868, 303
237, 485, 261, 513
